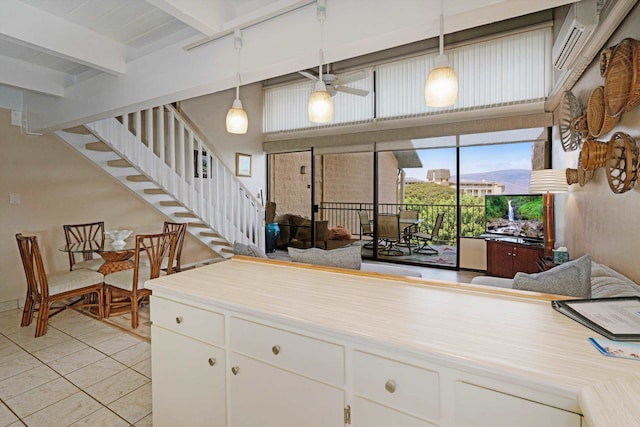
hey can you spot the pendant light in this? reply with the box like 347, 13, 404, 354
425, 1, 458, 107
226, 29, 248, 134
308, 0, 333, 123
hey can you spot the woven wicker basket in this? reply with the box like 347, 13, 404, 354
606, 132, 639, 194
580, 139, 609, 170
600, 46, 612, 77
587, 86, 619, 137
566, 156, 595, 187
604, 38, 640, 117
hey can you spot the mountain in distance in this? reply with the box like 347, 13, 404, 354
451, 169, 531, 194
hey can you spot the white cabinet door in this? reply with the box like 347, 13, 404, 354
353, 397, 438, 427
151, 326, 226, 427
454, 382, 581, 427
229, 353, 344, 427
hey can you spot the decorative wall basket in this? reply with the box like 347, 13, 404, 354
606, 132, 639, 194
587, 86, 619, 138
600, 46, 612, 77
570, 114, 589, 138
559, 90, 583, 152
579, 139, 609, 170
604, 38, 640, 117
566, 157, 594, 187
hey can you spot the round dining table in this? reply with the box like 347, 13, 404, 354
60, 239, 137, 275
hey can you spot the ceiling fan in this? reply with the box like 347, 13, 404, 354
299, 67, 369, 97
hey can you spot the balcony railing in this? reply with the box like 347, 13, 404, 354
318, 202, 485, 244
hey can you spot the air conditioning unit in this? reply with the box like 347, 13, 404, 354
552, 0, 598, 71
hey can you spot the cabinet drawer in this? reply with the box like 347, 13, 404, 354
150, 296, 224, 345
353, 351, 439, 421
230, 317, 344, 386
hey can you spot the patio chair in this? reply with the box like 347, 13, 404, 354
377, 214, 404, 256
413, 213, 444, 255
104, 231, 178, 329
63, 221, 105, 271
16, 233, 104, 337
398, 210, 419, 252
358, 211, 375, 248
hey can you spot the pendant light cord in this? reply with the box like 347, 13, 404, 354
234, 29, 242, 100
318, 0, 326, 81
439, 0, 444, 56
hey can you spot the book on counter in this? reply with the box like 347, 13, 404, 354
551, 296, 640, 341
589, 337, 640, 361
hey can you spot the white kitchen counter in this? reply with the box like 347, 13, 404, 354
146, 256, 640, 427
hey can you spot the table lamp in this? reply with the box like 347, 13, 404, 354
529, 169, 568, 257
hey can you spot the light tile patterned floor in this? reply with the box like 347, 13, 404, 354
0, 308, 152, 426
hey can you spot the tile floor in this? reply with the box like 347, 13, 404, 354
0, 308, 151, 427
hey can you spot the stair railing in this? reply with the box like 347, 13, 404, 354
86, 104, 264, 250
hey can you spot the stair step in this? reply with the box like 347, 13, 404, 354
200, 231, 221, 238
175, 212, 197, 218
64, 126, 91, 135
159, 201, 182, 207
144, 188, 167, 195
127, 175, 150, 182
220, 247, 234, 254
85, 141, 112, 152
188, 222, 208, 228
107, 159, 132, 168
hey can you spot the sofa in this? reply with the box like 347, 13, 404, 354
275, 214, 329, 249
233, 242, 422, 278
471, 254, 640, 298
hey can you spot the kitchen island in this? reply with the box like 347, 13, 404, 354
146, 256, 640, 427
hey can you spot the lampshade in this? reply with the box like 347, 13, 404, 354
308, 80, 333, 123
529, 169, 569, 194
425, 7, 458, 108
425, 54, 458, 107
226, 98, 248, 134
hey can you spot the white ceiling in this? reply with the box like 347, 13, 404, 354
0, 0, 580, 133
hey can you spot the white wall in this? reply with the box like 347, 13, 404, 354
554, 4, 640, 283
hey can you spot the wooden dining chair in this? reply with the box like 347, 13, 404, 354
63, 221, 105, 271
16, 233, 105, 337
162, 221, 187, 272
103, 231, 178, 329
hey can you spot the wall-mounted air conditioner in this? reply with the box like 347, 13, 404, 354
552, 0, 598, 71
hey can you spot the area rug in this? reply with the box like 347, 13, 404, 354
356, 240, 457, 267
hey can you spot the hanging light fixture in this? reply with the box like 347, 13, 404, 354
226, 29, 248, 134
308, 0, 333, 123
425, 0, 458, 107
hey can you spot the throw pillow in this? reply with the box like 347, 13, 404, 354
233, 241, 268, 258
288, 246, 362, 270
513, 254, 592, 298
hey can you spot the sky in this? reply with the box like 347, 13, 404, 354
404, 142, 533, 180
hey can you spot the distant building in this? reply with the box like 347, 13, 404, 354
426, 168, 505, 196
425, 169, 450, 184
454, 180, 505, 196
404, 177, 424, 185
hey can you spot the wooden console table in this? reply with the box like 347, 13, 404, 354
486, 238, 544, 278
146, 257, 640, 427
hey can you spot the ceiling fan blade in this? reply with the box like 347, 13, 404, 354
334, 71, 366, 86
298, 70, 318, 81
335, 86, 369, 97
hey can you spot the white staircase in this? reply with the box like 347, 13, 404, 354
55, 105, 264, 259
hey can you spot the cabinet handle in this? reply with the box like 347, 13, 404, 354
385, 380, 396, 393
175, 316, 183, 324
208, 358, 216, 366
231, 366, 240, 375
272, 345, 281, 355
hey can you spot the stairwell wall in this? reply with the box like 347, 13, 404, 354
0, 109, 217, 307
179, 82, 266, 203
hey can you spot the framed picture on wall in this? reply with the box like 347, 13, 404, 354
236, 153, 251, 177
